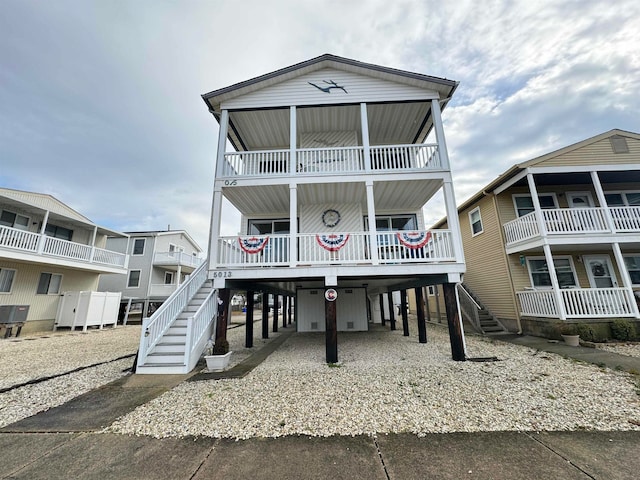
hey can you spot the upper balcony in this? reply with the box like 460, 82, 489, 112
153, 251, 204, 271
0, 224, 128, 274
503, 206, 640, 252
219, 143, 442, 179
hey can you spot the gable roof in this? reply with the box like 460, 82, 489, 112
432, 129, 640, 227
125, 230, 202, 252
202, 53, 459, 113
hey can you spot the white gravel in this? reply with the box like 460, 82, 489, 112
108, 323, 640, 440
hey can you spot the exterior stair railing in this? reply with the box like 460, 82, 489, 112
456, 283, 482, 333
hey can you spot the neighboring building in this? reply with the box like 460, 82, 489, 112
433, 129, 640, 336
98, 230, 203, 317
0, 187, 128, 334
136, 54, 467, 373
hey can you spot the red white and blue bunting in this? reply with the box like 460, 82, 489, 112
238, 236, 269, 254
396, 231, 432, 249
316, 233, 350, 252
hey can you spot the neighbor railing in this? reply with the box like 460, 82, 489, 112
517, 287, 637, 318
153, 251, 203, 268
610, 206, 640, 231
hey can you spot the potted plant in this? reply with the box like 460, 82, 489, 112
204, 338, 232, 371
560, 324, 580, 346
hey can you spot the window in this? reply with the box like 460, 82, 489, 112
247, 219, 290, 235
127, 270, 141, 288
513, 194, 557, 217
468, 207, 483, 236
0, 210, 30, 230
0, 268, 16, 293
624, 255, 640, 285
427, 285, 436, 296
366, 215, 417, 232
44, 223, 73, 241
605, 191, 640, 207
527, 257, 578, 289
37, 273, 62, 294
132, 238, 145, 255
164, 272, 174, 285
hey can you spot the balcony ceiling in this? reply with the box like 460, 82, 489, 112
223, 179, 442, 216
228, 101, 431, 151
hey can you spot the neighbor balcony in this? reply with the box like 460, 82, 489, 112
153, 251, 204, 270
219, 144, 442, 178
503, 206, 640, 249
215, 229, 455, 268
0, 224, 128, 272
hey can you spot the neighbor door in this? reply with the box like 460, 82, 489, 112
584, 255, 618, 288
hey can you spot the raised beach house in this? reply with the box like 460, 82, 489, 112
135, 54, 467, 374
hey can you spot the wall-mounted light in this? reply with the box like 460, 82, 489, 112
519, 255, 525, 266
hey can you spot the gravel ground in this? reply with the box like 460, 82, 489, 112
0, 325, 141, 428
108, 323, 640, 440
597, 343, 640, 359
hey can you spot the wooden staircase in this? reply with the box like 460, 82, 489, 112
136, 280, 215, 374
457, 283, 508, 335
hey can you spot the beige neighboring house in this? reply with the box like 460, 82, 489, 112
0, 187, 129, 334
432, 129, 640, 336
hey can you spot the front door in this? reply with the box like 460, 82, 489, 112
584, 255, 618, 288
567, 192, 594, 208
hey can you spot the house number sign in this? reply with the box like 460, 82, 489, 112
325, 289, 337, 301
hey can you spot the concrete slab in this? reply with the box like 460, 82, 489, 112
5, 433, 216, 480
194, 435, 386, 480
376, 432, 590, 480
537, 431, 640, 480
0, 433, 79, 477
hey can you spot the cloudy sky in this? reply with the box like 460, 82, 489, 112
1, 0, 639, 251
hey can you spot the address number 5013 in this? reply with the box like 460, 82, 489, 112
213, 271, 232, 278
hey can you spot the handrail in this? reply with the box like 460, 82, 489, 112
456, 283, 482, 332
186, 287, 219, 371
138, 261, 208, 365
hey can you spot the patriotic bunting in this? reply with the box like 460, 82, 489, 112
238, 236, 269, 254
396, 231, 432, 249
316, 233, 350, 251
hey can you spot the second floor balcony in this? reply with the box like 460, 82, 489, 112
1, 224, 128, 273
503, 206, 640, 250
153, 251, 203, 270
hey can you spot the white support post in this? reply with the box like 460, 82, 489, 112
431, 99, 450, 170
290, 106, 297, 175
543, 244, 567, 320
526, 173, 547, 236
207, 189, 224, 272
442, 181, 465, 263
289, 184, 297, 267
89, 226, 97, 262
591, 171, 616, 232
360, 103, 371, 171
365, 181, 379, 264
215, 110, 229, 178
612, 242, 640, 317
37, 210, 50, 254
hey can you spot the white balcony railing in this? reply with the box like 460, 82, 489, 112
0, 225, 128, 269
504, 206, 640, 245
216, 230, 455, 268
517, 287, 637, 318
220, 144, 442, 178
153, 251, 203, 268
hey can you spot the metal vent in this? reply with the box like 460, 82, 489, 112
310, 290, 318, 295
347, 321, 354, 329
345, 289, 353, 293
610, 136, 629, 154
311, 322, 318, 330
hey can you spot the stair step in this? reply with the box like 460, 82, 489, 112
154, 343, 186, 353
147, 352, 186, 363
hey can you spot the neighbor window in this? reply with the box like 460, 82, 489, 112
127, 270, 141, 288
132, 238, 146, 255
37, 273, 62, 294
427, 285, 436, 296
468, 207, 483, 236
0, 268, 16, 293
605, 191, 640, 207
624, 255, 640, 285
0, 210, 30, 230
513, 194, 557, 217
527, 257, 577, 289
164, 272, 174, 285
44, 223, 73, 241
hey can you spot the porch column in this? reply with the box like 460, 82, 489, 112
443, 181, 465, 263
261, 293, 269, 339
282, 295, 287, 328
387, 291, 396, 330
215, 109, 229, 178
37, 210, 50, 254
443, 283, 466, 361
207, 189, 223, 273
289, 106, 297, 174
214, 288, 231, 346
366, 180, 379, 264
360, 103, 372, 171
289, 184, 297, 267
415, 287, 427, 343
400, 289, 409, 336
89, 226, 98, 262
526, 173, 547, 236
379, 294, 386, 326
612, 243, 640, 318
325, 290, 338, 363
431, 98, 451, 170
176, 265, 182, 284
591, 171, 616, 232
245, 290, 254, 348
543, 244, 567, 320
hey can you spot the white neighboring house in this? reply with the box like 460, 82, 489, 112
0, 187, 129, 334
135, 54, 467, 374
98, 230, 203, 318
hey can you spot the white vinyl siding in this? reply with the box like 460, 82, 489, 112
37, 273, 62, 294
468, 207, 483, 236
0, 268, 16, 293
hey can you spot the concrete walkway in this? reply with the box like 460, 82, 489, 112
2, 326, 640, 479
